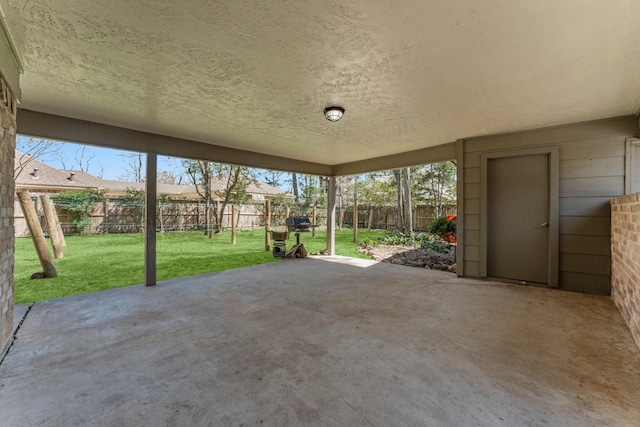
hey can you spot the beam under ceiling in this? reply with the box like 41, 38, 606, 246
17, 109, 459, 176
17, 109, 332, 176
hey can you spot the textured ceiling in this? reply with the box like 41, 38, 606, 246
3, 0, 640, 166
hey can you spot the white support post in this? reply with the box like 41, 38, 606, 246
326, 176, 337, 255
145, 152, 157, 286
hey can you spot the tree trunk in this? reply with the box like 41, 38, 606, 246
394, 169, 404, 231
403, 167, 413, 234
291, 173, 299, 204
205, 203, 213, 238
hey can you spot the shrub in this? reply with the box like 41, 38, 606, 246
429, 216, 456, 243
365, 232, 449, 253
52, 189, 103, 235
361, 237, 380, 249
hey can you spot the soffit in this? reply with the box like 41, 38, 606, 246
4, 0, 640, 166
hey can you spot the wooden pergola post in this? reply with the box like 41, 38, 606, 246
53, 198, 66, 247
264, 199, 271, 251
40, 194, 63, 258
17, 191, 57, 278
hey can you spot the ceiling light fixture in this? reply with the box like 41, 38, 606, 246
323, 106, 345, 122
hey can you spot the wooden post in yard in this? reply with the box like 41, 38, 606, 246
286, 206, 291, 240
55, 202, 67, 247
18, 191, 57, 278
312, 205, 317, 237
40, 194, 63, 258
231, 204, 237, 244
353, 205, 358, 242
265, 199, 271, 251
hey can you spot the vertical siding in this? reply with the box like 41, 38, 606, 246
461, 116, 638, 294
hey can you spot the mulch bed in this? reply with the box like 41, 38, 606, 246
357, 244, 456, 272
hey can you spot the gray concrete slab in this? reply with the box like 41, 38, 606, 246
12, 303, 30, 335
1, 256, 639, 426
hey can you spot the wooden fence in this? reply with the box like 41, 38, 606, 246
15, 198, 456, 237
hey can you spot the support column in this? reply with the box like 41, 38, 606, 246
0, 77, 18, 358
145, 152, 157, 286
326, 176, 337, 255
353, 176, 358, 243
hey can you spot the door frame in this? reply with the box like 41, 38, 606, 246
480, 146, 559, 287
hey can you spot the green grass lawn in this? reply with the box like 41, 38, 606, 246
14, 229, 386, 304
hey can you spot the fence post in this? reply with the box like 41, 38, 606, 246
265, 200, 271, 251
231, 204, 237, 244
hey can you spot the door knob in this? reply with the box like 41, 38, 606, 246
536, 222, 549, 228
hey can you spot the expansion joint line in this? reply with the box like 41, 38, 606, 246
0, 303, 34, 367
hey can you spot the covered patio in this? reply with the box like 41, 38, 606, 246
1, 257, 639, 425
2, 2, 640, 424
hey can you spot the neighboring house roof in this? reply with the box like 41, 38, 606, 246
15, 153, 98, 191
14, 151, 288, 200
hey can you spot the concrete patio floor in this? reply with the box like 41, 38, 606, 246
1, 256, 639, 426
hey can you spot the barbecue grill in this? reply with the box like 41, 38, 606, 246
286, 216, 311, 244
270, 217, 313, 258
285, 216, 311, 233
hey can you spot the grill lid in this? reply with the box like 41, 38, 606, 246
286, 216, 311, 232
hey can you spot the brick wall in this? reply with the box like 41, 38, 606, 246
611, 193, 640, 350
0, 77, 16, 357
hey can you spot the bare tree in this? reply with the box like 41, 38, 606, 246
53, 145, 98, 172
14, 137, 62, 178
183, 160, 255, 237
214, 165, 255, 230
157, 170, 179, 185
118, 152, 145, 182
184, 160, 215, 236
73, 146, 95, 172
